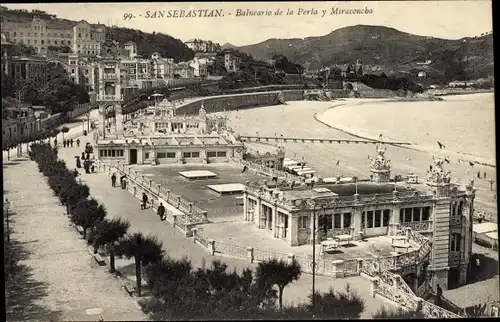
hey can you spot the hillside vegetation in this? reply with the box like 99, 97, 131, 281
0, 6, 194, 62
236, 25, 494, 81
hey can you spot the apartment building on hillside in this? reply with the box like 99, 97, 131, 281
2, 16, 106, 55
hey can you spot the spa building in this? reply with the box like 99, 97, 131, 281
243, 144, 476, 292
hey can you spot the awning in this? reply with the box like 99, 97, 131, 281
473, 222, 497, 234
485, 231, 498, 241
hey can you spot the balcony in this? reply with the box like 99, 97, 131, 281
400, 220, 433, 233
98, 94, 124, 102
102, 73, 118, 80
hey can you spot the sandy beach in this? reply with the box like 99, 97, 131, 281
216, 96, 497, 215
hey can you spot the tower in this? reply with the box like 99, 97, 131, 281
426, 156, 452, 290
369, 143, 391, 183
97, 40, 123, 138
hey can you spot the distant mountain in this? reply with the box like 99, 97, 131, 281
235, 25, 494, 79
221, 43, 238, 50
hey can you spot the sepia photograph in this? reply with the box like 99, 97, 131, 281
2, 1, 497, 320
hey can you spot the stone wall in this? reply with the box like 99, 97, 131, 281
176, 91, 296, 115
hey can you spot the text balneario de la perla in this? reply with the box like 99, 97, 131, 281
145, 9, 223, 18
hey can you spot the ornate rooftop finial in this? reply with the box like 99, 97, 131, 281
198, 102, 207, 118
369, 142, 391, 171
427, 155, 451, 184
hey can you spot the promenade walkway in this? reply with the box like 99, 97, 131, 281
54, 127, 395, 318
4, 156, 146, 321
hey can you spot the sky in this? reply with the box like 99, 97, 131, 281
3, 1, 493, 46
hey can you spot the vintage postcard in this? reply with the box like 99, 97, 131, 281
3, 1, 496, 321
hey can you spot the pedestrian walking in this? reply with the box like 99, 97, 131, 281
81, 151, 85, 159
111, 173, 117, 187
70, 139, 74, 147
436, 284, 443, 306
76, 138, 80, 147
484, 172, 487, 179
157, 203, 166, 221
91, 163, 95, 173
141, 193, 148, 210
76, 156, 81, 168
63, 140, 67, 148
54, 138, 57, 146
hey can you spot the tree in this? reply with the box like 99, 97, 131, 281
90, 218, 130, 273
255, 258, 302, 311
1, 73, 15, 98
60, 126, 69, 141
10, 43, 36, 56
71, 198, 107, 239
116, 233, 164, 296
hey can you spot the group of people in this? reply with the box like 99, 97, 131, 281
63, 139, 78, 148
76, 143, 96, 174
110, 173, 166, 221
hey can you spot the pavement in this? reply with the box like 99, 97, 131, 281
52, 124, 396, 318
4, 156, 146, 321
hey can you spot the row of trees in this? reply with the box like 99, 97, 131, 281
26, 140, 427, 319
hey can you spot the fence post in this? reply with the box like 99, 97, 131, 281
149, 179, 152, 189
356, 258, 363, 275
133, 186, 137, 196
287, 253, 295, 265
192, 228, 197, 244
157, 184, 161, 194
166, 190, 170, 203
128, 167, 131, 175
189, 203, 193, 214
209, 239, 215, 256
370, 277, 379, 298
247, 247, 254, 263
177, 196, 181, 208
173, 215, 177, 228
332, 260, 345, 278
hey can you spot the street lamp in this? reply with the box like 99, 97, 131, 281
309, 197, 328, 315
5, 198, 11, 243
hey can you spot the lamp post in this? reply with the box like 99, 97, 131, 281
310, 198, 327, 316
5, 198, 11, 243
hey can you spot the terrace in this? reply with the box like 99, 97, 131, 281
131, 163, 269, 222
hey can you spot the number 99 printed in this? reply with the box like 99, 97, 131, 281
123, 13, 135, 20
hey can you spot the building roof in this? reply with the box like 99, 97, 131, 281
282, 189, 338, 201
443, 278, 499, 308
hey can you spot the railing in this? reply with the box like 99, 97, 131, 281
400, 220, 433, 232
102, 73, 117, 80
193, 229, 210, 248
415, 280, 431, 298
99, 163, 209, 227
253, 247, 289, 262
375, 270, 461, 318
214, 240, 248, 260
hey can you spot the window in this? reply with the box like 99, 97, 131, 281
41, 33, 44, 37
27, 39, 31, 44
54, 40, 58, 45
166, 152, 176, 158
27, 32, 31, 36
450, 233, 461, 251
78, 33, 82, 38
47, 40, 51, 45
111, 150, 116, 157
191, 152, 200, 158
208, 150, 217, 157
47, 33, 51, 37
157, 152, 166, 158
320, 214, 332, 230
404, 208, 412, 222
383, 209, 391, 227
13, 32, 16, 36
333, 213, 342, 229
422, 207, 430, 221
299, 216, 309, 229
343, 213, 352, 228
145, 152, 150, 159
374, 210, 382, 227
183, 152, 191, 158
216, 151, 226, 157
41, 40, 44, 45
367, 211, 374, 228
67, 40, 71, 45
71, 69, 75, 74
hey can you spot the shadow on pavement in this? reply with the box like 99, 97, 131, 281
5, 240, 63, 321
469, 253, 499, 283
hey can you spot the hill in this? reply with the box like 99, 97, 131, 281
221, 43, 238, 50
236, 25, 494, 81
0, 6, 194, 62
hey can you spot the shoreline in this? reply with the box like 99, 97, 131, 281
314, 99, 496, 169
